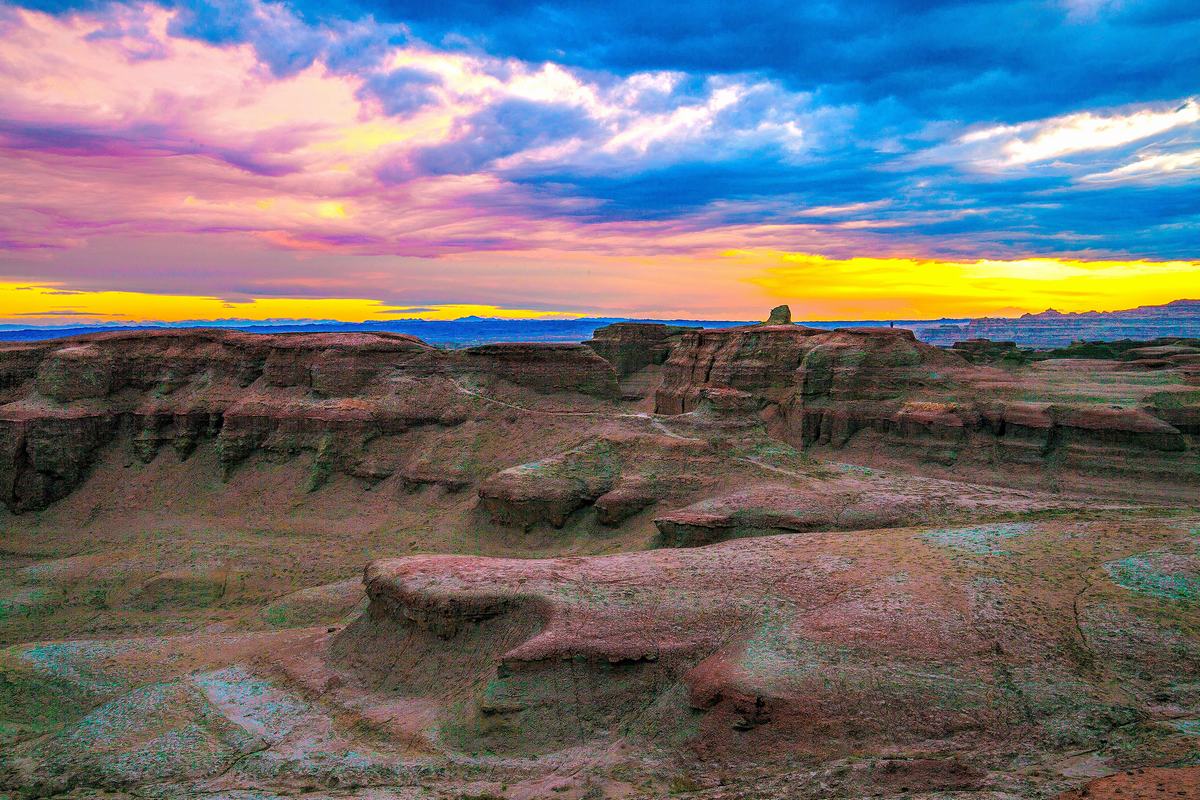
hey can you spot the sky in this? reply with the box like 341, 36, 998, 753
0, 0, 1198, 323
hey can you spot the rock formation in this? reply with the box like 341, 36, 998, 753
325, 513, 1197, 767
0, 330, 621, 511
652, 478, 1072, 546
654, 319, 1199, 491
922, 298, 1200, 346
477, 432, 728, 529
1, 314, 1199, 799
764, 304, 792, 325
584, 322, 697, 378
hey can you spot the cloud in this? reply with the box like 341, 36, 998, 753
356, 65, 441, 115
1080, 147, 1200, 184
317, 0, 1200, 124
959, 98, 1200, 167
12, 308, 123, 315
397, 98, 596, 178
0, 0, 1197, 320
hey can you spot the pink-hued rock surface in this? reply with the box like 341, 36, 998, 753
1, 318, 1197, 799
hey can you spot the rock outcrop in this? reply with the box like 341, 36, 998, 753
329, 514, 1197, 764
764, 304, 792, 325
653, 478, 1072, 546
461, 342, 619, 397
949, 338, 1023, 364
655, 325, 959, 416
584, 322, 696, 378
922, 299, 1200, 347
4, 318, 1198, 513
0, 330, 621, 511
477, 432, 714, 529
653, 320, 1199, 489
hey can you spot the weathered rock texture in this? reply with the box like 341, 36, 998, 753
949, 338, 1022, 364
653, 478, 1070, 546
654, 323, 1199, 490
329, 515, 1200, 767
584, 322, 697, 378
765, 304, 792, 325
2, 321, 1199, 800
0, 330, 620, 511
477, 432, 715, 529
922, 298, 1200, 346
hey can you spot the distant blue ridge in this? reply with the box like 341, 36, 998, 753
0, 317, 967, 346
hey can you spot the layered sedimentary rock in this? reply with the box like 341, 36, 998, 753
477, 432, 714, 529
584, 322, 697, 378
655, 325, 960, 416
3, 319, 1199, 799
462, 342, 619, 397
653, 322, 1199, 488
764, 304, 792, 325
3, 513, 1196, 797
0, 330, 620, 511
922, 299, 1200, 347
949, 338, 1022, 364
652, 478, 1071, 546
330, 515, 1200, 765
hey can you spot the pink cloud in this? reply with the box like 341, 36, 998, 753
0, 2, 973, 319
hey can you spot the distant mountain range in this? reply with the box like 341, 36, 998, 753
1, 300, 1196, 348
0, 315, 965, 346
920, 299, 1200, 347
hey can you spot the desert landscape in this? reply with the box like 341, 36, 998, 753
4, 0, 1199, 794
0, 306, 1197, 799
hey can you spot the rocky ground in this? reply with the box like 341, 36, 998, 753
0, 312, 1197, 799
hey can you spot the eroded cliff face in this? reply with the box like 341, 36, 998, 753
651, 323, 1199, 489
584, 322, 698, 378
655, 324, 960, 413
4, 321, 1197, 515
0, 330, 619, 512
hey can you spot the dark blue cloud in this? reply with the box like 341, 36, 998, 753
168, 0, 330, 74
334, 0, 1200, 123
356, 66, 441, 115
506, 154, 899, 222
15, 0, 1198, 125
381, 99, 596, 180
11, 0, 411, 76
6, 0, 1197, 262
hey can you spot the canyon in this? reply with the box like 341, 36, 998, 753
0, 310, 1197, 799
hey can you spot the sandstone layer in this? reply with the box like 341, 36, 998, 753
652, 323, 1199, 493
0, 330, 619, 512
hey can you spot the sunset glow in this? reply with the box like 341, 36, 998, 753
1, 1, 1197, 322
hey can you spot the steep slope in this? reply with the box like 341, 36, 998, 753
653, 323, 1199, 496
0, 330, 619, 512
